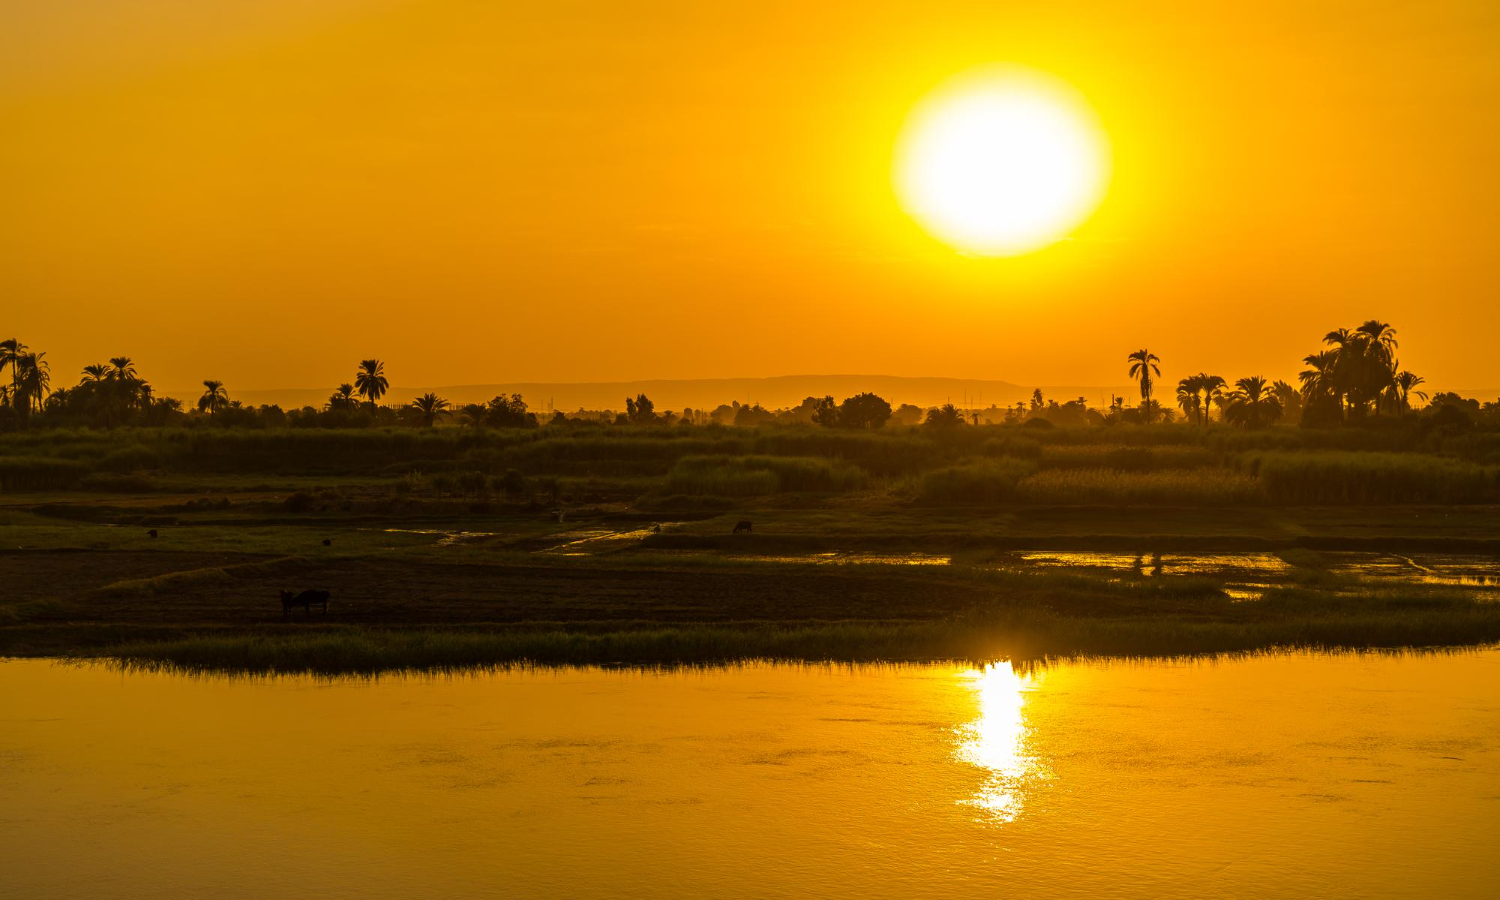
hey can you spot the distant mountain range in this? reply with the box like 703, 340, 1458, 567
177, 375, 1141, 413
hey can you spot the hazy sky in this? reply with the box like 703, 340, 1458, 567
3, 1, 1497, 393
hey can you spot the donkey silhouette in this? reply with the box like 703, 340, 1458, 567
280, 589, 331, 617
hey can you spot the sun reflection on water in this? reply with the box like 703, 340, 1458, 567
954, 661, 1045, 824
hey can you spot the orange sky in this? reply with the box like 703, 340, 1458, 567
2, 1, 1497, 395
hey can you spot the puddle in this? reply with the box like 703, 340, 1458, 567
730, 552, 952, 567
1010, 551, 1291, 577
369, 528, 503, 547
537, 525, 677, 555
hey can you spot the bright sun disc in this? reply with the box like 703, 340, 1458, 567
896, 67, 1110, 256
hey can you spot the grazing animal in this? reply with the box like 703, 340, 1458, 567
280, 589, 331, 617
733, 520, 753, 534
651, 523, 662, 534
147, 529, 158, 539
322, 538, 332, 546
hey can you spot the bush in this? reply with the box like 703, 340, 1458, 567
283, 491, 317, 512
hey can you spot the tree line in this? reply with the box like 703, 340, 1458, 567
1, 319, 1493, 432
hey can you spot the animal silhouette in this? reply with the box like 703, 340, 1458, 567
280, 589, 331, 617
146, 529, 158, 538
733, 520, 753, 534
651, 523, 662, 534
322, 538, 332, 546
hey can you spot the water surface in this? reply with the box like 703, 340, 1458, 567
3, 652, 1499, 898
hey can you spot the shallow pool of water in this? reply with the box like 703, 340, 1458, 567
3, 652, 1499, 898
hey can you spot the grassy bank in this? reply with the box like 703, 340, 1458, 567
83, 584, 1500, 675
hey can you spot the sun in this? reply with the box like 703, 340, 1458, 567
895, 67, 1110, 257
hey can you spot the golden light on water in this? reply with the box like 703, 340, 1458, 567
954, 661, 1045, 823
895, 67, 1110, 257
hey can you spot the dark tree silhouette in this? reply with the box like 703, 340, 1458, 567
410, 392, 449, 427
837, 392, 892, 429
198, 380, 229, 416
624, 393, 656, 424
1127, 349, 1161, 423
810, 396, 839, 427
354, 359, 388, 410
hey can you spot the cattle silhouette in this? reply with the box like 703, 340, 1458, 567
733, 520, 753, 534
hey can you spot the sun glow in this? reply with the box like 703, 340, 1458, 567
895, 67, 1110, 257
954, 661, 1045, 823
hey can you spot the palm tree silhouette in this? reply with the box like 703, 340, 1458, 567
1127, 349, 1161, 423
1176, 375, 1202, 425
354, 359, 388, 411
107, 357, 137, 381
0, 338, 28, 409
15, 351, 49, 414
81, 363, 109, 383
1224, 375, 1282, 428
1391, 371, 1428, 412
1198, 374, 1226, 425
411, 392, 450, 427
198, 380, 229, 417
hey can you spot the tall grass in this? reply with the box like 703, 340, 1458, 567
1016, 468, 1263, 505
918, 458, 1036, 504
1038, 444, 1218, 471
666, 454, 868, 496
1248, 451, 1498, 504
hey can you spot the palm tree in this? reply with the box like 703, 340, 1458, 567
107, 357, 137, 381
15, 351, 49, 414
354, 359, 388, 411
411, 392, 449, 427
1198, 374, 1226, 425
1391, 371, 1428, 413
1127, 349, 1161, 423
1176, 375, 1202, 425
0, 338, 28, 409
1224, 376, 1283, 429
327, 383, 357, 411
1271, 379, 1302, 423
198, 380, 229, 417
80, 363, 109, 383
1298, 350, 1337, 399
